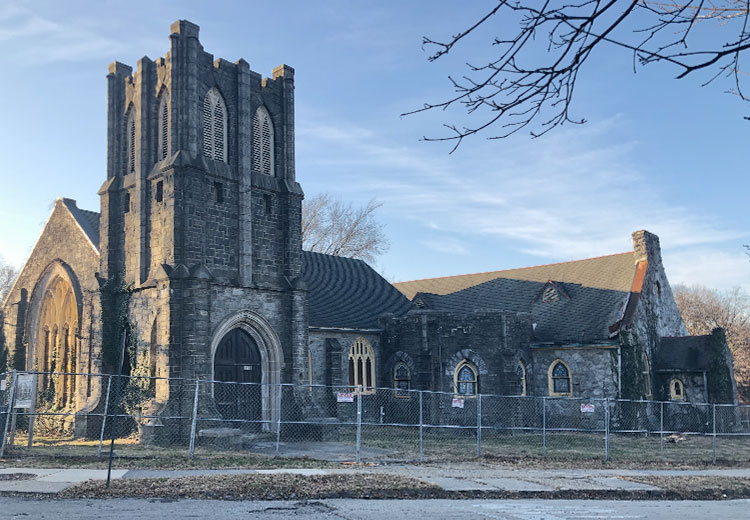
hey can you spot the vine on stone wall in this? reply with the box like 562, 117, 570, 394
99, 274, 134, 372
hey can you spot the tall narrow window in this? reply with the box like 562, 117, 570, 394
548, 360, 572, 396
670, 378, 685, 401
394, 362, 411, 398
252, 106, 274, 175
517, 360, 527, 396
455, 360, 478, 396
348, 337, 375, 394
126, 111, 136, 173
642, 353, 652, 399
157, 92, 169, 160
201, 88, 227, 162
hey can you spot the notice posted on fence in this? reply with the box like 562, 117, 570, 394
452, 398, 464, 409
580, 403, 595, 413
337, 392, 354, 403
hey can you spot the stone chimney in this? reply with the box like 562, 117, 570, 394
632, 230, 662, 265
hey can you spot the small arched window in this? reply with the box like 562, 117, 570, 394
252, 106, 274, 175
157, 92, 169, 160
125, 110, 136, 173
394, 362, 410, 398
454, 360, 478, 396
670, 378, 685, 401
348, 337, 375, 394
150, 318, 158, 382
548, 360, 572, 396
201, 88, 227, 162
642, 353, 652, 399
517, 360, 527, 396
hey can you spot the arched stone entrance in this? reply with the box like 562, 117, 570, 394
210, 311, 283, 431
213, 328, 262, 425
26, 262, 82, 410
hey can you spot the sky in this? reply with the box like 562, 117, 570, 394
0, 0, 748, 291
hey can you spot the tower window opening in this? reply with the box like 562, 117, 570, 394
214, 182, 224, 204
155, 181, 163, 202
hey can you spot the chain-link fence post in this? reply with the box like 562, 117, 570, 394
0, 370, 17, 458
188, 379, 200, 458
355, 385, 362, 463
97, 375, 113, 457
418, 390, 424, 462
477, 393, 482, 458
275, 383, 283, 454
712, 403, 717, 464
659, 401, 664, 460
604, 398, 610, 462
542, 396, 547, 457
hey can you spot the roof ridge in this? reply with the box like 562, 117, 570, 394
394, 251, 635, 285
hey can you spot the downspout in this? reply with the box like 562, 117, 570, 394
703, 371, 709, 402
617, 345, 622, 399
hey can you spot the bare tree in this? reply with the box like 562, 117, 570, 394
302, 193, 390, 263
674, 284, 750, 399
0, 257, 18, 303
405, 1, 750, 151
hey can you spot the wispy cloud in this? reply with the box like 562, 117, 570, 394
298, 114, 747, 288
0, 5, 157, 64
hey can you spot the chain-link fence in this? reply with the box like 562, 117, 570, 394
1, 370, 750, 465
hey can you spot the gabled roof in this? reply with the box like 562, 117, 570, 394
61, 198, 100, 251
415, 277, 628, 343
302, 251, 413, 330
394, 252, 638, 300
656, 336, 711, 372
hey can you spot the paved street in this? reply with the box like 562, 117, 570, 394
3, 497, 750, 519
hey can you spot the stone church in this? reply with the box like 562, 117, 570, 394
0, 21, 738, 436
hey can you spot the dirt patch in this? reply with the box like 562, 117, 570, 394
63, 474, 444, 500
0, 473, 36, 481
623, 475, 750, 499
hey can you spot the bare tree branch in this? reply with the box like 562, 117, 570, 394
404, 0, 750, 150
0, 257, 18, 304
302, 193, 390, 263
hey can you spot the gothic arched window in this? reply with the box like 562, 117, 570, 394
548, 359, 572, 396
252, 106, 274, 175
517, 360, 527, 396
393, 362, 410, 398
201, 88, 227, 162
157, 92, 169, 160
642, 353, 652, 399
670, 377, 685, 401
348, 337, 375, 394
454, 360, 478, 396
125, 110, 135, 173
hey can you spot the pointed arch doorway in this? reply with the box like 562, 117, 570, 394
214, 328, 261, 425
210, 311, 283, 432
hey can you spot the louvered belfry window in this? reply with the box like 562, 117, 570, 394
126, 111, 136, 173
201, 88, 227, 162
157, 93, 169, 160
252, 106, 274, 175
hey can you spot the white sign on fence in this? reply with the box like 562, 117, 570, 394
14, 373, 36, 409
580, 403, 595, 414
452, 398, 464, 409
0, 380, 5, 391
336, 392, 354, 403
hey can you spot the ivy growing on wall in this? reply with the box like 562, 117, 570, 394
99, 274, 134, 372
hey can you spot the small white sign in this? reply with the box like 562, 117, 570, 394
580, 403, 595, 414
337, 392, 354, 403
14, 373, 36, 409
452, 398, 465, 409
0, 380, 6, 391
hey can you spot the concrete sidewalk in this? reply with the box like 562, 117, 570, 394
3, 464, 750, 495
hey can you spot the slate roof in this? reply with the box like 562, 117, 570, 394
656, 336, 711, 372
416, 278, 629, 343
302, 251, 413, 329
62, 199, 100, 250
394, 252, 638, 300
